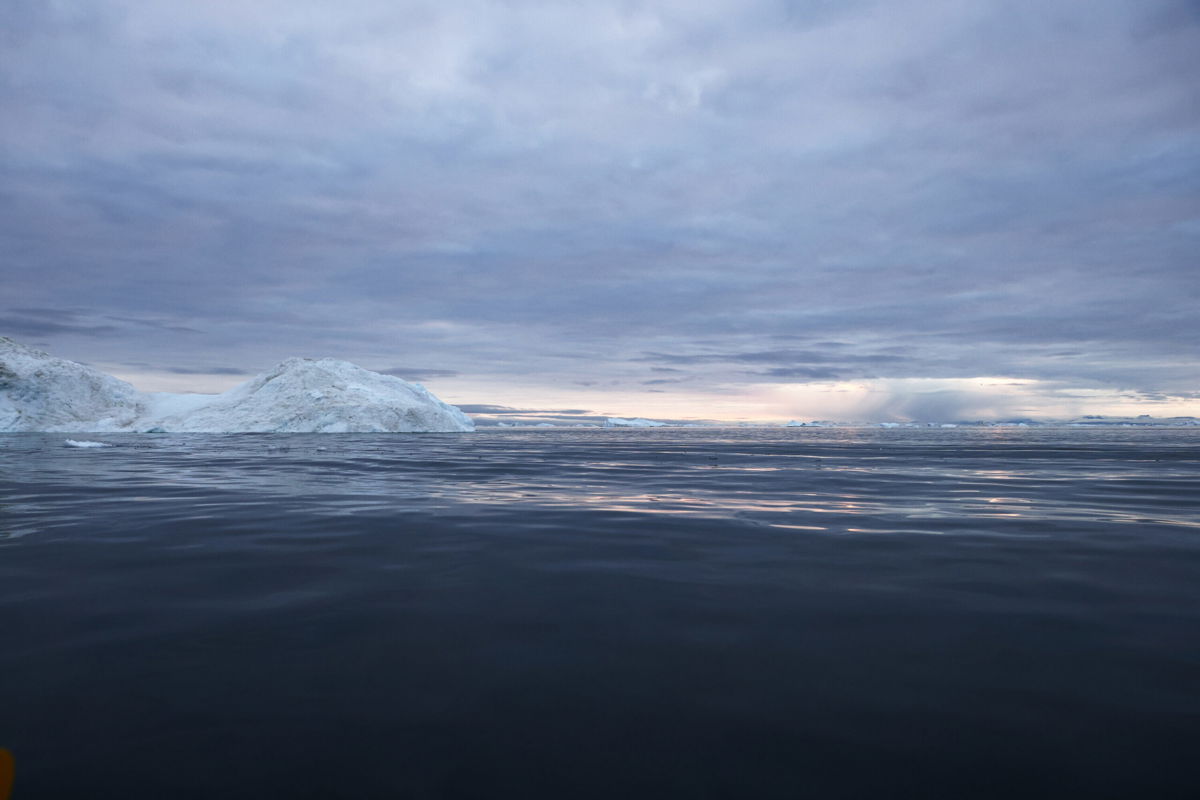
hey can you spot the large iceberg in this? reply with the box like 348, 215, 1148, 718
150, 357, 473, 433
0, 337, 147, 431
0, 337, 474, 433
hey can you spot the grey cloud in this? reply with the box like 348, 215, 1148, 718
755, 367, 845, 380
8, 307, 89, 320
0, 315, 119, 338
636, 349, 908, 382
105, 316, 203, 334
1, 0, 1196, 410
120, 361, 250, 376
456, 405, 593, 416
637, 349, 908, 366
456, 405, 521, 414
2, 307, 203, 339
380, 367, 460, 380
164, 366, 251, 376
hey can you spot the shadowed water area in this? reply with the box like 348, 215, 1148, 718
2, 427, 1198, 798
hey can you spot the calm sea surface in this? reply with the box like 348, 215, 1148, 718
2, 428, 1199, 798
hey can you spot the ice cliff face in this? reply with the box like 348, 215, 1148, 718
0, 337, 146, 432
0, 338, 474, 433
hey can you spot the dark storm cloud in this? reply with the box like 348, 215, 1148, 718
2, 0, 1197, 408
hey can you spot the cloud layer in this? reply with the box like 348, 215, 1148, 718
2, 0, 1197, 419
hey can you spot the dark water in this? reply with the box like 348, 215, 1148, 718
2, 428, 1199, 799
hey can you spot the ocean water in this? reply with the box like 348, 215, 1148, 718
2, 427, 1198, 798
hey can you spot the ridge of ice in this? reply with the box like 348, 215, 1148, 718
0, 337, 474, 433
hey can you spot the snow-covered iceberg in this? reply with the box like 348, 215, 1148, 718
0, 337, 474, 433
0, 337, 147, 431
150, 357, 473, 433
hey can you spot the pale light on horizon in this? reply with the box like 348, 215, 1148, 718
103, 363, 1200, 424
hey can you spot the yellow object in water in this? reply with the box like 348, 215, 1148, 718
0, 748, 12, 800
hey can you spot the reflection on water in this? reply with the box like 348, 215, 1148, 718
3, 427, 1198, 541
1, 427, 1199, 798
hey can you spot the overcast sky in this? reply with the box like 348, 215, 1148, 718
2, 0, 1197, 422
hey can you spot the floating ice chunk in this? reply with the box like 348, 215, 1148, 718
64, 440, 112, 448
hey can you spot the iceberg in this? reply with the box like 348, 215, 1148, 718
0, 337, 474, 433
603, 417, 666, 428
149, 358, 473, 433
0, 337, 146, 432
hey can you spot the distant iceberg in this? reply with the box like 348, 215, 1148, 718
0, 337, 474, 433
604, 417, 666, 428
